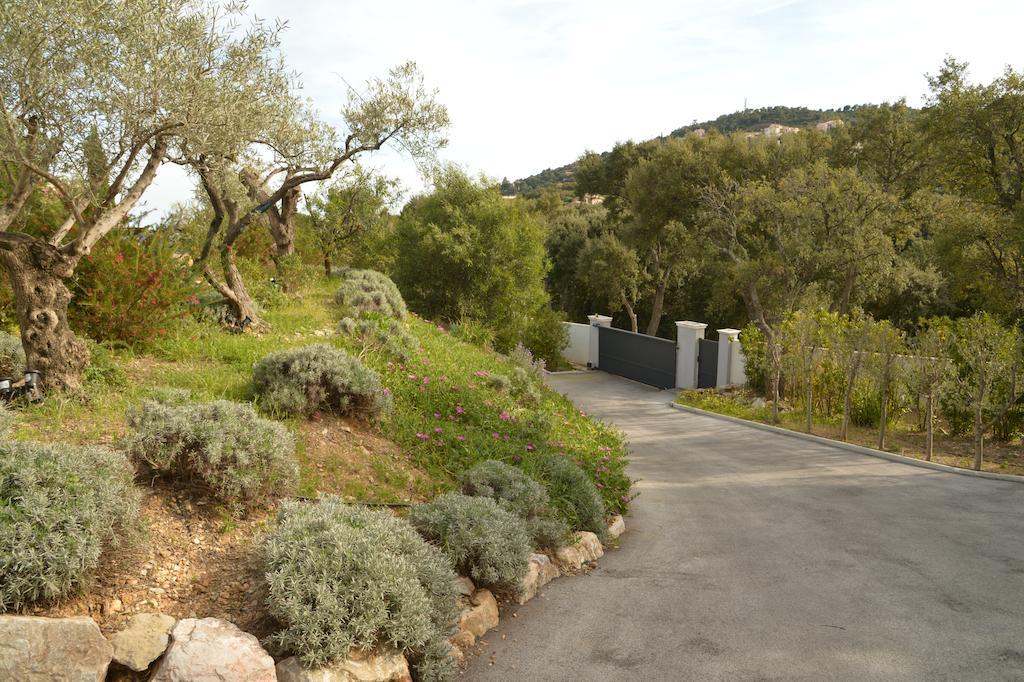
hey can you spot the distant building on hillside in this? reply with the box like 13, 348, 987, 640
689, 128, 707, 138
761, 123, 801, 137
815, 119, 845, 132
573, 193, 605, 206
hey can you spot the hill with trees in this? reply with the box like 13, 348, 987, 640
506, 104, 866, 195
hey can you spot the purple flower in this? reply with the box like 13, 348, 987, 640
525, 443, 535, 452
433, 412, 441, 419
382, 388, 392, 396
455, 405, 465, 414
491, 432, 500, 439
499, 410, 511, 421
456, 435, 466, 442
434, 427, 443, 433
415, 433, 429, 440
597, 483, 604, 489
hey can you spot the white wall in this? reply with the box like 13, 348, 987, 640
563, 322, 591, 366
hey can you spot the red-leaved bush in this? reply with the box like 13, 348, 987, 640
70, 231, 198, 346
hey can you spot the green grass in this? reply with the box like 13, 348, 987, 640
12, 273, 634, 521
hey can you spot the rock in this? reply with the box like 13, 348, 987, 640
607, 514, 626, 540
553, 531, 604, 571
456, 588, 499, 645
751, 397, 767, 409
276, 649, 412, 682
108, 612, 176, 672
517, 553, 560, 604
150, 618, 275, 682
454, 575, 475, 597
0, 615, 113, 681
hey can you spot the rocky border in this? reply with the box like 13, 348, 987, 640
0, 515, 627, 682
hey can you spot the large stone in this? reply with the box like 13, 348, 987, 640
149, 617, 275, 682
553, 531, 605, 571
517, 553, 560, 605
108, 612, 176, 672
454, 575, 475, 597
276, 649, 412, 682
607, 514, 626, 540
0, 615, 113, 682
455, 588, 499, 646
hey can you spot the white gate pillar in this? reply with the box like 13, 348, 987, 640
675, 321, 706, 389
716, 328, 741, 388
587, 314, 613, 368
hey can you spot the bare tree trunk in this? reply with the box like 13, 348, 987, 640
0, 234, 89, 392
925, 390, 934, 462
878, 381, 889, 450
841, 354, 861, 441
323, 254, 332, 278
645, 272, 670, 336
621, 294, 638, 333
805, 374, 813, 434
973, 406, 984, 470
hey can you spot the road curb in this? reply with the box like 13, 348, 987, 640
669, 402, 1024, 485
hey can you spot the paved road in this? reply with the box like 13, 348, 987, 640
464, 371, 1024, 681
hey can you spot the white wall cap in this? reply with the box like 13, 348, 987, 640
676, 321, 708, 330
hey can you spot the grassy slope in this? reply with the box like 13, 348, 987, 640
15, 274, 632, 516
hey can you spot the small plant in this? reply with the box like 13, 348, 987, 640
486, 373, 511, 392
409, 492, 531, 592
533, 454, 608, 541
0, 331, 25, 377
263, 498, 458, 676
253, 343, 391, 418
335, 268, 407, 319
339, 315, 419, 360
461, 460, 568, 550
449, 318, 495, 349
125, 400, 298, 506
0, 440, 140, 610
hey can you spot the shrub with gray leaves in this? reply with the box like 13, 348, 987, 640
409, 493, 530, 592
534, 454, 607, 541
461, 460, 568, 550
335, 269, 407, 319
0, 441, 139, 610
0, 331, 25, 378
126, 400, 298, 506
253, 343, 391, 418
338, 315, 419, 360
263, 498, 458, 678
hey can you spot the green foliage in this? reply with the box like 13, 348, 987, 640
449, 318, 495, 349
522, 305, 568, 368
460, 460, 568, 550
339, 314, 419, 361
393, 167, 554, 355
531, 454, 607, 542
409, 492, 531, 591
0, 331, 25, 377
253, 344, 391, 418
69, 230, 198, 347
739, 323, 768, 395
0, 440, 139, 610
125, 400, 298, 506
263, 498, 458, 672
335, 268, 408, 319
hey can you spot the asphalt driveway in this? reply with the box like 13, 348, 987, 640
464, 371, 1024, 681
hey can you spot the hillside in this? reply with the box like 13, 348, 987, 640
507, 104, 864, 195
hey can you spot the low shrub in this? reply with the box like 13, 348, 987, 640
449, 318, 494, 349
409, 492, 530, 592
263, 498, 458, 676
521, 306, 567, 369
339, 315, 419, 360
533, 454, 607, 541
0, 331, 25, 378
125, 400, 298, 506
461, 460, 568, 550
335, 269, 407, 319
253, 344, 391, 418
0, 441, 139, 610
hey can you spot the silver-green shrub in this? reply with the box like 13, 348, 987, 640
335, 269, 407, 319
534, 455, 607, 542
263, 498, 458, 677
125, 400, 298, 506
0, 441, 139, 610
409, 493, 530, 592
461, 460, 568, 550
253, 343, 391, 418
0, 331, 25, 378
338, 315, 419, 361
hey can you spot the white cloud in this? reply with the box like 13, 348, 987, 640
142, 0, 1024, 218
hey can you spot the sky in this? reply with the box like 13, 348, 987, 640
140, 0, 1024, 217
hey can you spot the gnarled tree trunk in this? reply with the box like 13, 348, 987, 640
0, 234, 89, 392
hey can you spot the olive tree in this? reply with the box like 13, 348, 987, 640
306, 166, 401, 277
0, 0, 275, 390
869, 320, 906, 451
946, 313, 1022, 470
574, 233, 645, 333
905, 322, 953, 461
829, 312, 875, 441
779, 310, 826, 434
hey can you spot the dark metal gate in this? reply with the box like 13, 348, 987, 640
697, 338, 718, 388
597, 326, 676, 389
